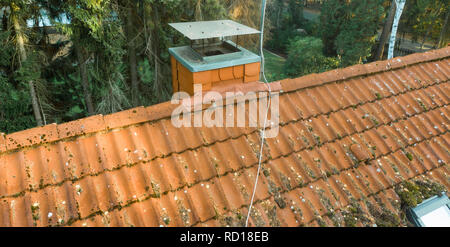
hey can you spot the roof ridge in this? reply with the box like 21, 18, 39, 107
1, 46, 449, 155
280, 46, 450, 93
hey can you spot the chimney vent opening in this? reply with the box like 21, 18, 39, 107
192, 40, 241, 57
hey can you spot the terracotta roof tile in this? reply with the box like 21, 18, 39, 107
0, 133, 6, 153
57, 114, 105, 139
0, 47, 449, 227
6, 123, 59, 151
104, 106, 152, 129
280, 74, 319, 93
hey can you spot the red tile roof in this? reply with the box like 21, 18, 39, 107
0, 47, 449, 227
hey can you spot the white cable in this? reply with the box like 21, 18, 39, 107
246, 0, 271, 227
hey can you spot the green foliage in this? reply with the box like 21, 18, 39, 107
91, 62, 131, 114
263, 50, 286, 82
320, 0, 348, 57
284, 37, 340, 77
138, 59, 154, 86
266, 0, 311, 54
287, 0, 304, 28
266, 28, 303, 54
0, 25, 36, 133
0, 74, 35, 133
337, 0, 384, 66
189, 0, 226, 21
59, 0, 130, 115
400, 0, 448, 43
14, 52, 42, 84
320, 0, 384, 66
0, 31, 13, 68
0, 0, 447, 135
63, 0, 111, 40
50, 74, 88, 122
268, 0, 304, 29
225, 0, 265, 47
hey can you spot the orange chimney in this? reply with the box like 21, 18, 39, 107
169, 20, 261, 95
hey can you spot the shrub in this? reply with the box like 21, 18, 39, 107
284, 36, 340, 77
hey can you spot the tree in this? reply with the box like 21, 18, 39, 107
0, 28, 36, 133
124, 0, 140, 107
266, 0, 312, 54
399, 0, 448, 47
416, 0, 444, 50
288, 0, 304, 28
321, 0, 384, 66
320, 0, 348, 57
57, 0, 103, 115
438, 8, 449, 48
138, 0, 183, 106
375, 0, 397, 60
284, 36, 340, 77
191, 0, 226, 21
9, 1, 44, 126
225, 0, 264, 47
1, 0, 230, 132
270, 0, 284, 29
75, 43, 95, 115
62, 0, 130, 115
4, 0, 447, 135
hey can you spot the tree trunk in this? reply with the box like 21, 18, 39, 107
420, 24, 434, 50
11, 12, 44, 126
388, 0, 406, 59
152, 4, 160, 95
127, 4, 139, 107
76, 46, 95, 115
276, 2, 281, 28
1, 9, 7, 31
438, 9, 449, 48
195, 0, 203, 21
289, 0, 303, 27
375, 0, 396, 60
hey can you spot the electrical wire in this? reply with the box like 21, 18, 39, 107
245, 0, 271, 227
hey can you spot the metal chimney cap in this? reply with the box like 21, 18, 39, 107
169, 20, 260, 40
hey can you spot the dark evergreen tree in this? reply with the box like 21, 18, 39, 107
320, 0, 384, 66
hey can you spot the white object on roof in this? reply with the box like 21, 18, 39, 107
169, 20, 260, 40
419, 205, 450, 227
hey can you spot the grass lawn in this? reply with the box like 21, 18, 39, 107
263, 49, 287, 82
